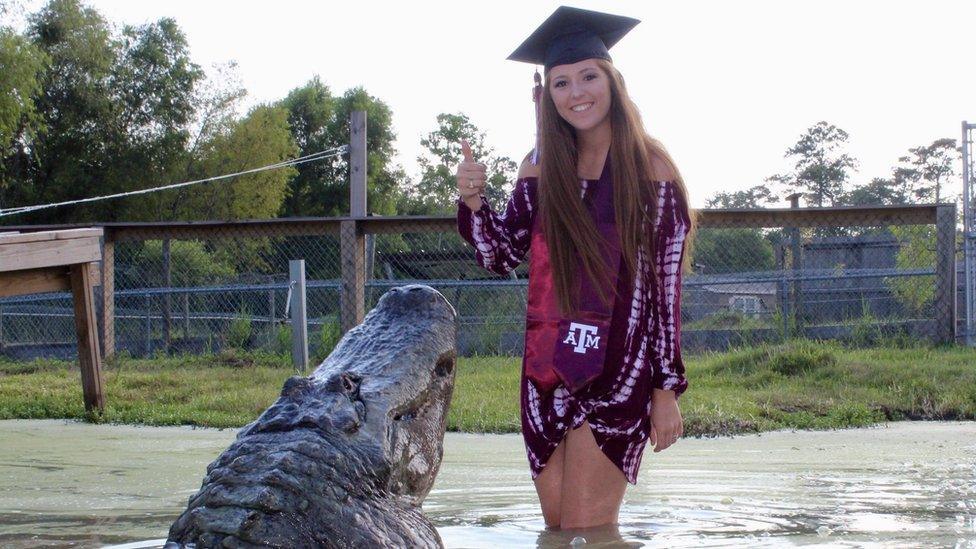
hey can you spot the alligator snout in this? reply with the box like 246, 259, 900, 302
167, 285, 456, 548
241, 372, 366, 438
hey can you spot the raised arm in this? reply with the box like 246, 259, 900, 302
456, 154, 538, 275
650, 180, 692, 398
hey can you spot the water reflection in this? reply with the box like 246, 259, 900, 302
0, 420, 974, 548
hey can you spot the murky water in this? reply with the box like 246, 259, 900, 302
1, 420, 974, 548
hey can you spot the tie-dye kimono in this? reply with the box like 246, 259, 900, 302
456, 166, 690, 485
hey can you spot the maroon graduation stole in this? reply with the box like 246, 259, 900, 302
523, 160, 622, 394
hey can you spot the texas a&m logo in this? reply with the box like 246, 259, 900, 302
562, 322, 601, 354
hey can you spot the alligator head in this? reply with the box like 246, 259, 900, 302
166, 284, 457, 548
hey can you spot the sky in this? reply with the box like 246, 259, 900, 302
14, 0, 976, 208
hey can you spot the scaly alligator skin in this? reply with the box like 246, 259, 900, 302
165, 284, 457, 548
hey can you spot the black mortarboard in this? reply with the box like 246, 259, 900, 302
508, 6, 641, 72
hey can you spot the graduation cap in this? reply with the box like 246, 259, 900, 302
509, 6, 640, 164
508, 6, 641, 72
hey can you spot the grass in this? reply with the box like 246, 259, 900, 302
1, 338, 974, 436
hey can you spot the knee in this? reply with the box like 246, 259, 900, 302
559, 508, 619, 529
543, 511, 561, 529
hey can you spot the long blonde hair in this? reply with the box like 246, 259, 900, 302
538, 59, 697, 315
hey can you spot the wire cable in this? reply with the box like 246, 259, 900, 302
0, 145, 348, 218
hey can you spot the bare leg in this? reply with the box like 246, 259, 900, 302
532, 436, 567, 528
559, 420, 628, 528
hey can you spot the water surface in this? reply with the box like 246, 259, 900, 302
1, 420, 974, 548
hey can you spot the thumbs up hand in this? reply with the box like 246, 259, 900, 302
456, 139, 487, 206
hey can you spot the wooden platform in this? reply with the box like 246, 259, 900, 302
0, 228, 105, 411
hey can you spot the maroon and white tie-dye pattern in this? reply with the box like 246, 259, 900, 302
456, 177, 690, 485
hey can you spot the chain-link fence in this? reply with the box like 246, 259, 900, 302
0, 201, 960, 363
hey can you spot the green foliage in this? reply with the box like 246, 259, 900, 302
313, 318, 341, 363
713, 339, 838, 377
891, 138, 959, 203
277, 76, 339, 217
3, 341, 976, 433
693, 227, 776, 274
886, 225, 935, 317
0, 2, 409, 226
1, 0, 206, 223
765, 121, 857, 207
278, 81, 403, 217
847, 300, 884, 348
839, 177, 908, 206
226, 308, 253, 349
128, 239, 236, 287
181, 105, 297, 220
333, 87, 401, 216
272, 324, 291, 356
403, 112, 517, 215
0, 27, 46, 159
704, 184, 776, 208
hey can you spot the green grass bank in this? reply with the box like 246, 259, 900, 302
1, 339, 974, 436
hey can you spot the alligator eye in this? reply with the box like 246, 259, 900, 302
435, 353, 455, 377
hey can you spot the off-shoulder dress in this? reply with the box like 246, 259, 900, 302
456, 172, 691, 484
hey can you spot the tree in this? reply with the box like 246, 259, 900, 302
13, 0, 117, 222
1, 0, 205, 223
693, 228, 776, 274
405, 112, 516, 215
705, 185, 776, 209
277, 76, 338, 217
277, 82, 402, 217
107, 17, 203, 221
886, 225, 935, 317
766, 121, 858, 207
0, 27, 46, 175
178, 105, 298, 221
892, 138, 959, 203
147, 61, 248, 222
329, 87, 401, 217
837, 177, 907, 206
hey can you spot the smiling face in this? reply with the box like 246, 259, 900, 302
547, 58, 612, 133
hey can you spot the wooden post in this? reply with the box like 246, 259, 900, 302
69, 262, 105, 412
349, 111, 367, 218
100, 237, 115, 358
341, 110, 368, 335
289, 260, 308, 373
934, 203, 957, 344
340, 220, 365, 335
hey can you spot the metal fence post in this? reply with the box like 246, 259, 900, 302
289, 259, 308, 373
934, 203, 957, 344
183, 292, 190, 339
787, 193, 803, 337
144, 293, 152, 356
963, 120, 974, 346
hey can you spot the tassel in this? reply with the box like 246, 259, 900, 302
531, 68, 542, 165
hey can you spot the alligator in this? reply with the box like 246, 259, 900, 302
165, 284, 457, 548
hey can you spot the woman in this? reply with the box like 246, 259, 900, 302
455, 6, 697, 531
